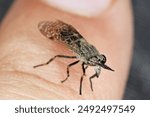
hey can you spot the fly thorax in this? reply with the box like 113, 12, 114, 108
87, 56, 99, 66
87, 54, 107, 66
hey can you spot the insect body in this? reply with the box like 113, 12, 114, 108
34, 20, 114, 95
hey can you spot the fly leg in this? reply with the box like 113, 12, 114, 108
89, 66, 101, 91
61, 60, 80, 83
33, 55, 77, 68
79, 63, 88, 95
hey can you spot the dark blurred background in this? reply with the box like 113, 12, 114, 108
0, 0, 150, 99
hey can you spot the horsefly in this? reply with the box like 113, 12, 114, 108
33, 20, 114, 95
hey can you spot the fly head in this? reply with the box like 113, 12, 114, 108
88, 54, 114, 71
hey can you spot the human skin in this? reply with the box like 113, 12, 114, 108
0, 0, 133, 99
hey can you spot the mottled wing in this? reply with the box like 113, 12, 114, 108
38, 20, 85, 44
38, 20, 100, 58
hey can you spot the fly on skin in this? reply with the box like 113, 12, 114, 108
33, 20, 114, 95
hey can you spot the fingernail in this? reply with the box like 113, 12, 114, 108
41, 0, 112, 17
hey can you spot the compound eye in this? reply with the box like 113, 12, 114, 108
101, 55, 106, 64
